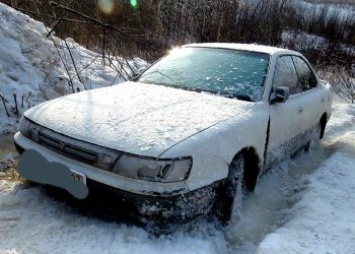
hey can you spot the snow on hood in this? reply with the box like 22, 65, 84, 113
24, 82, 254, 157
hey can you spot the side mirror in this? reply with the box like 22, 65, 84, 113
270, 86, 290, 104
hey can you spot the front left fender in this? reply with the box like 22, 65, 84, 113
160, 103, 270, 191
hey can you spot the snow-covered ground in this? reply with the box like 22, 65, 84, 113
259, 153, 355, 253
1, 3, 355, 254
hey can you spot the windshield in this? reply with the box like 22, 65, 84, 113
138, 47, 270, 101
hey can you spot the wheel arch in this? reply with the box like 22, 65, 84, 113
230, 146, 261, 192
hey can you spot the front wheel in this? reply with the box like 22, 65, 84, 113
211, 154, 247, 226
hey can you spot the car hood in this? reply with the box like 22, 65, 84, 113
24, 82, 254, 157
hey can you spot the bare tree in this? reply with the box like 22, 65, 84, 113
331, 66, 355, 103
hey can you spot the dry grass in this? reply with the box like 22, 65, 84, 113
0, 158, 32, 191
0, 157, 22, 182
0, 157, 38, 195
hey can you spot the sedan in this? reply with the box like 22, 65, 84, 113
14, 43, 333, 227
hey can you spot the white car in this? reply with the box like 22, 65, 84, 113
14, 43, 333, 226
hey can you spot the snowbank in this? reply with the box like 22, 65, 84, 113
0, 3, 65, 134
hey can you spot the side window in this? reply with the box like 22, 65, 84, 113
292, 56, 317, 91
273, 56, 300, 94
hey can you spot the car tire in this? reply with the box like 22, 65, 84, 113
211, 153, 247, 226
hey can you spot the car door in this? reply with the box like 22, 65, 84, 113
290, 56, 322, 133
265, 55, 305, 169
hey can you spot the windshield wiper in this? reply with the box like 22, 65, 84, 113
139, 70, 174, 83
235, 94, 252, 102
222, 93, 252, 102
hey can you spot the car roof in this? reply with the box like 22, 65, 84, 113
183, 43, 298, 56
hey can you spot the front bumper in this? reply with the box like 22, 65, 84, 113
85, 178, 216, 225
14, 132, 217, 224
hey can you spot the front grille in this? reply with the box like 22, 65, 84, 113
38, 131, 98, 164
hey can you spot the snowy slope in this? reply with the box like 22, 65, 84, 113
0, 4, 71, 134
0, 3, 145, 135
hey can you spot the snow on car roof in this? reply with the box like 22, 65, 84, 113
183, 43, 297, 55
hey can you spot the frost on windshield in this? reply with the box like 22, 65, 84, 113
139, 48, 270, 101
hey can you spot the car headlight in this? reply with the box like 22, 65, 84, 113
112, 154, 192, 183
19, 116, 30, 135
